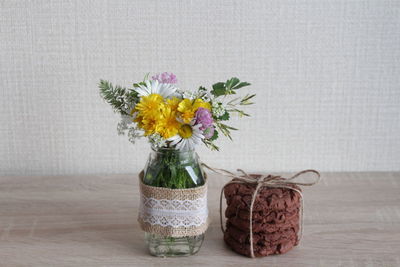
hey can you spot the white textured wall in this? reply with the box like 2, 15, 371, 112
1, 0, 399, 175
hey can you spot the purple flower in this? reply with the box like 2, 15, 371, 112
195, 107, 214, 139
151, 72, 177, 84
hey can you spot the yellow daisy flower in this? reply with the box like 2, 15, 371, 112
177, 98, 211, 123
135, 93, 164, 119
166, 97, 180, 112
134, 113, 159, 136
156, 106, 181, 139
193, 98, 211, 111
134, 94, 165, 135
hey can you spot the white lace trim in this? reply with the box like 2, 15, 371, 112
139, 194, 208, 228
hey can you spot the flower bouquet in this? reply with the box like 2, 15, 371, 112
99, 72, 254, 256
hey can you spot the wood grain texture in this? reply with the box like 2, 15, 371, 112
0, 172, 399, 267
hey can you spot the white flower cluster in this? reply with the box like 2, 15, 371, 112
117, 115, 132, 135
193, 87, 211, 102
116, 95, 135, 114
127, 127, 141, 144
117, 121, 128, 135
201, 94, 211, 102
200, 92, 211, 102
117, 115, 141, 144
148, 133, 166, 148
212, 101, 226, 118
176, 89, 195, 100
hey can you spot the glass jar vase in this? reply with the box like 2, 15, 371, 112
142, 147, 206, 257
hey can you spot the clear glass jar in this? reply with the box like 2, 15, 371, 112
142, 147, 206, 257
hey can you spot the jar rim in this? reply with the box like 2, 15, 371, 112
151, 145, 195, 154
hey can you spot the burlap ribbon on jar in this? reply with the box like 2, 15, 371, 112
138, 171, 209, 238
202, 163, 321, 258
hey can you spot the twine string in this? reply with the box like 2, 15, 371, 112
202, 163, 320, 258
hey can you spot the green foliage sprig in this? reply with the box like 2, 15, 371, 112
211, 77, 251, 97
99, 80, 139, 115
205, 77, 254, 148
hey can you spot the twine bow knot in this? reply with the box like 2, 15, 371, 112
201, 163, 320, 258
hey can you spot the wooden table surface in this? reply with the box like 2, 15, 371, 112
0, 172, 399, 267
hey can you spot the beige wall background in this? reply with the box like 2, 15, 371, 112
1, 0, 399, 175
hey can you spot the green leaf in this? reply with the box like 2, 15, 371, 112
233, 81, 251, 90
203, 139, 220, 151
217, 111, 230, 121
211, 82, 226, 97
240, 94, 256, 105
226, 77, 240, 91
209, 129, 219, 141
226, 97, 240, 106
212, 82, 225, 90
216, 122, 235, 140
219, 123, 238, 131
224, 124, 238, 131
133, 81, 146, 87
227, 108, 250, 117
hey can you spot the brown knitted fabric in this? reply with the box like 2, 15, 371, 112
223, 183, 301, 257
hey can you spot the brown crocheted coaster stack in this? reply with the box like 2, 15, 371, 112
223, 182, 301, 257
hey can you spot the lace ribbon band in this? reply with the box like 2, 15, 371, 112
138, 171, 209, 238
